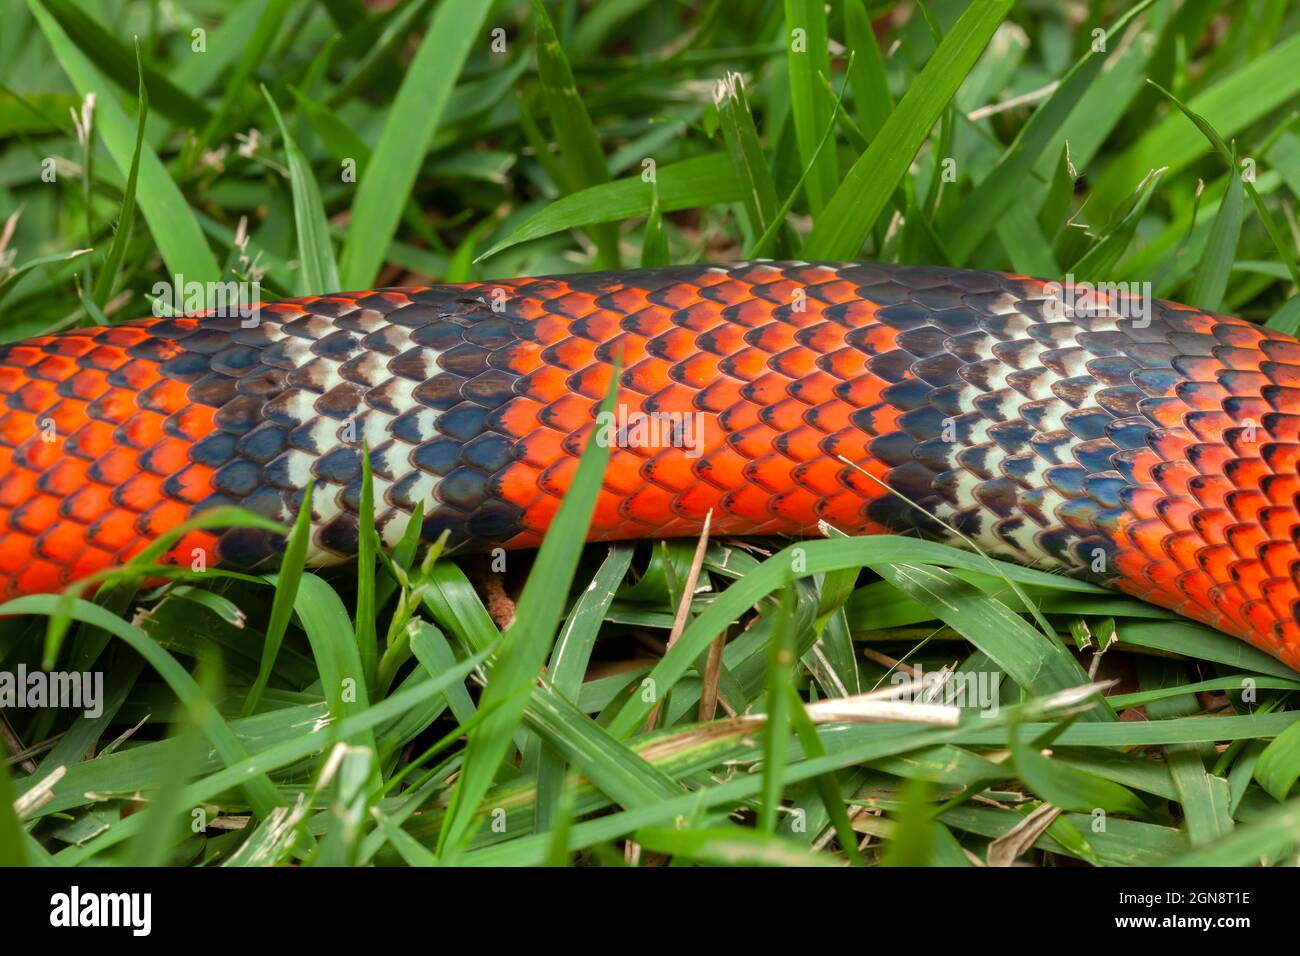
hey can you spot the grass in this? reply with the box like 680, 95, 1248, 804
1, 0, 1299, 867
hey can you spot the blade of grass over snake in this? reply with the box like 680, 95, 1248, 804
242, 482, 315, 717
376, 500, 423, 611
801, 0, 1013, 259
438, 363, 622, 855
356, 443, 378, 692
262, 86, 340, 296
339, 0, 490, 288
28, 0, 220, 284
39, 506, 287, 668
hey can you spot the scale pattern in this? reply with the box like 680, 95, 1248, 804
1, 262, 1299, 670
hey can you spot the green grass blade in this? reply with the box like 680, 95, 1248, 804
1188, 159, 1244, 312
1148, 79, 1300, 290
477, 153, 739, 261
0, 248, 90, 308
124, 652, 219, 866
783, 0, 837, 216
536, 544, 634, 831
90, 39, 147, 308
876, 563, 1094, 699
843, 0, 892, 142
0, 739, 26, 866
1165, 794, 1300, 866
421, 561, 501, 655
0, 594, 285, 819
294, 574, 372, 730
783, 683, 865, 864
1269, 294, 1300, 334
39, 0, 210, 126
1253, 719, 1300, 802
517, 90, 573, 193
759, 588, 796, 832
355, 444, 378, 692
715, 72, 782, 246
944, 0, 1157, 265
607, 535, 1096, 738
1091, 28, 1300, 220
746, 75, 850, 259
261, 86, 340, 296
1011, 721, 1150, 819
242, 482, 315, 717
640, 182, 669, 268
1069, 167, 1164, 280
634, 825, 839, 866
195, 0, 291, 150
339, 0, 491, 288
532, 0, 619, 269
28, 0, 220, 284
801, 0, 1013, 259
525, 683, 680, 809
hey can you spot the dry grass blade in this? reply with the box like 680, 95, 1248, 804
650, 511, 712, 730
987, 802, 1061, 867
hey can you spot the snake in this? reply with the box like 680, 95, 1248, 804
3, 261, 1299, 671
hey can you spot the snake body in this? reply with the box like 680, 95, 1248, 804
4, 261, 1300, 669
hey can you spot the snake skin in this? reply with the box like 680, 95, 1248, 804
2, 262, 1298, 669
